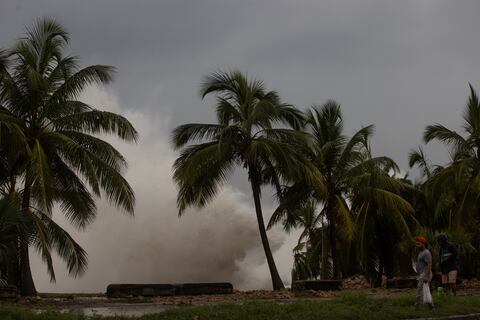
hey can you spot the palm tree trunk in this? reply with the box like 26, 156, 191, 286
326, 192, 340, 280
374, 215, 386, 287
249, 167, 285, 290
19, 178, 37, 296
320, 223, 329, 279
329, 222, 339, 279
7, 243, 19, 287
375, 257, 384, 287
19, 242, 36, 296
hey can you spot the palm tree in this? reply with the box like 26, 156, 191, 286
270, 102, 366, 279
270, 101, 413, 281
171, 70, 322, 290
351, 151, 414, 286
419, 84, 480, 277
286, 201, 328, 281
421, 85, 480, 225
0, 18, 137, 295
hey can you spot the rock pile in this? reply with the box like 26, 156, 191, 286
342, 275, 371, 289
461, 278, 480, 289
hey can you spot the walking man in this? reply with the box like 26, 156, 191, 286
415, 235, 434, 310
437, 234, 459, 295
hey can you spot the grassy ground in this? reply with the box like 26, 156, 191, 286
2, 293, 480, 319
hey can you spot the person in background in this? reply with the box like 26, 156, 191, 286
437, 234, 460, 295
415, 235, 434, 310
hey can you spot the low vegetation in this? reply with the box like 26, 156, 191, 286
2, 293, 480, 319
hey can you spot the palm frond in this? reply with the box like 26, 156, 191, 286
28, 139, 54, 213
171, 123, 225, 149
53, 110, 138, 142
408, 146, 431, 178
423, 124, 468, 152
173, 141, 235, 215
335, 195, 355, 241
49, 65, 115, 102
36, 209, 87, 278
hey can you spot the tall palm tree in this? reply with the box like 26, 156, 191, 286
171, 70, 322, 290
421, 85, 480, 226
420, 85, 480, 277
270, 102, 366, 279
351, 151, 414, 286
0, 18, 137, 295
270, 101, 413, 281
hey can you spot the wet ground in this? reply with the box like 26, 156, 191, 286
60, 304, 173, 317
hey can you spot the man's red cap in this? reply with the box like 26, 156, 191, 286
417, 235, 428, 245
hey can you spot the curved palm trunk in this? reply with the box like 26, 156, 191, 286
19, 242, 36, 296
19, 178, 37, 296
249, 168, 285, 290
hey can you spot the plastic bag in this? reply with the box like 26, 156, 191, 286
422, 283, 433, 304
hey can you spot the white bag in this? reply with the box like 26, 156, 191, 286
422, 283, 433, 304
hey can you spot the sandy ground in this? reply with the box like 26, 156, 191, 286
3, 277, 480, 315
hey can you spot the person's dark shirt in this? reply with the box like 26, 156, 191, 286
439, 242, 459, 273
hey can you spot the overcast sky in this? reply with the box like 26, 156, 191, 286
1, 0, 480, 291
2, 0, 480, 169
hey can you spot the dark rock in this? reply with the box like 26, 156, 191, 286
106, 284, 175, 297
291, 280, 342, 291
175, 283, 234, 295
0, 285, 19, 300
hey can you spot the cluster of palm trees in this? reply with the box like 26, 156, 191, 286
0, 19, 137, 295
2, 18, 479, 296
407, 85, 480, 280
173, 71, 480, 290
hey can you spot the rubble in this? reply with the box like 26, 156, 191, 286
461, 278, 480, 289
341, 275, 371, 289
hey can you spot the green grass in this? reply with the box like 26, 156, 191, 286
2, 293, 480, 319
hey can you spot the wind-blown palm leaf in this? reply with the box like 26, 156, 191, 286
409, 146, 432, 178
53, 110, 138, 142
423, 124, 468, 152
171, 123, 225, 149
173, 141, 235, 214
35, 208, 87, 278
335, 195, 355, 241
49, 65, 115, 102
29, 139, 55, 212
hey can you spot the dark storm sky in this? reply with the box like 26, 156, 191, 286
2, 0, 479, 171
